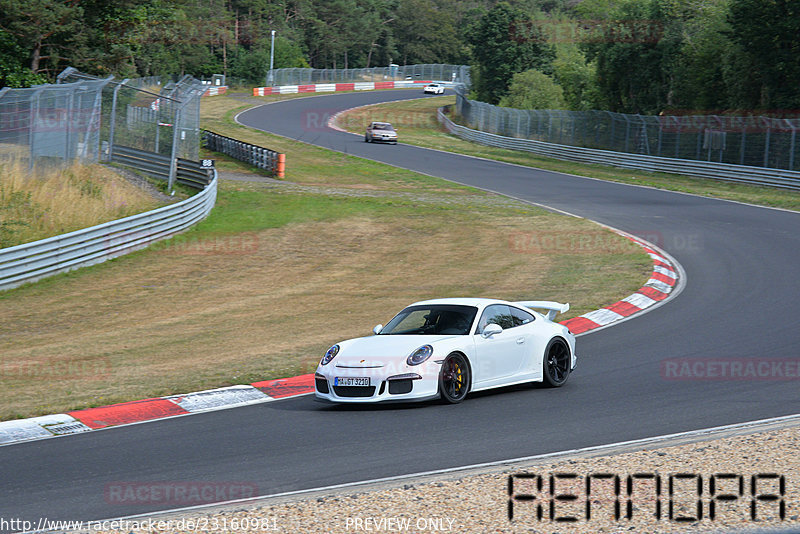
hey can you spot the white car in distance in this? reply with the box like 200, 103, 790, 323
364, 121, 398, 144
423, 83, 445, 95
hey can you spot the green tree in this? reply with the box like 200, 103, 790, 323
499, 69, 566, 109
726, 0, 800, 109
578, 0, 682, 114
469, 2, 555, 104
0, 0, 87, 76
552, 44, 602, 110
393, 0, 464, 65
0, 30, 47, 87
667, 0, 732, 112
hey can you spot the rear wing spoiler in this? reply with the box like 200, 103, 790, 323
514, 301, 570, 321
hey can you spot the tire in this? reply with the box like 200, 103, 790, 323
542, 338, 571, 387
439, 353, 470, 403
364, 136, 370, 143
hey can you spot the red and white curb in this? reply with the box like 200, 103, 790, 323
203, 85, 228, 97
561, 230, 681, 335
253, 80, 450, 96
0, 376, 314, 446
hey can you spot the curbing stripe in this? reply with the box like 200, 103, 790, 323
645, 278, 674, 293
621, 292, 658, 309
0, 414, 91, 445
556, 230, 680, 335
559, 316, 601, 335
167, 385, 271, 413
651, 271, 677, 285
638, 286, 670, 301
653, 265, 676, 278
604, 300, 643, 317
581, 308, 625, 326
69, 398, 189, 430
253, 374, 315, 398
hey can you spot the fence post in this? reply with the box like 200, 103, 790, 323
28, 87, 44, 170
107, 79, 128, 162
168, 106, 181, 192
789, 121, 797, 171
607, 111, 615, 151
65, 87, 75, 161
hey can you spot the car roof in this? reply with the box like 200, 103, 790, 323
409, 297, 515, 308
369, 121, 392, 127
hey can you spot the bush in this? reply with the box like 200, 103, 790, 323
499, 69, 566, 110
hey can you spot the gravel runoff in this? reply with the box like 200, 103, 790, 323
77, 416, 798, 534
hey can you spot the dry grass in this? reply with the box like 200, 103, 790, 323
0, 160, 162, 248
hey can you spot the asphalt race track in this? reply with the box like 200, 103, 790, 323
2, 89, 799, 527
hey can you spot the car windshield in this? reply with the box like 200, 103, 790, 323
372, 123, 393, 131
379, 305, 478, 336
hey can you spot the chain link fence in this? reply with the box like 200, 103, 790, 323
0, 76, 113, 165
58, 68, 206, 163
0, 68, 205, 184
455, 92, 800, 171
267, 64, 470, 87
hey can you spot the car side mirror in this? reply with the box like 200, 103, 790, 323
373, 324, 383, 335
482, 323, 503, 338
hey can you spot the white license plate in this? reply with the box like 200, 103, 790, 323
335, 377, 370, 387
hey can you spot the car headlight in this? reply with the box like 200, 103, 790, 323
407, 345, 433, 366
321, 344, 340, 366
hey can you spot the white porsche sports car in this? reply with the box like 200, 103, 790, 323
314, 298, 577, 404
423, 83, 445, 95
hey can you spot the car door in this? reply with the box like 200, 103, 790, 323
471, 304, 529, 386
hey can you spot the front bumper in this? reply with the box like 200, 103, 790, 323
314, 365, 440, 403
370, 135, 397, 143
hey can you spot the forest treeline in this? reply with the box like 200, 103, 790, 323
1, 0, 798, 114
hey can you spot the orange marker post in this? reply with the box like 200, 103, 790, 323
276, 153, 286, 178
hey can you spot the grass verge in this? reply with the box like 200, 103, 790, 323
0, 92, 651, 420
335, 96, 800, 212
0, 161, 163, 248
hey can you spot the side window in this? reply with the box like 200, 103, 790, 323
476, 305, 515, 333
510, 306, 535, 327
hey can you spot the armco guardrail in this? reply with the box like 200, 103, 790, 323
0, 171, 217, 291
202, 130, 285, 178
438, 108, 800, 191
110, 145, 214, 189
